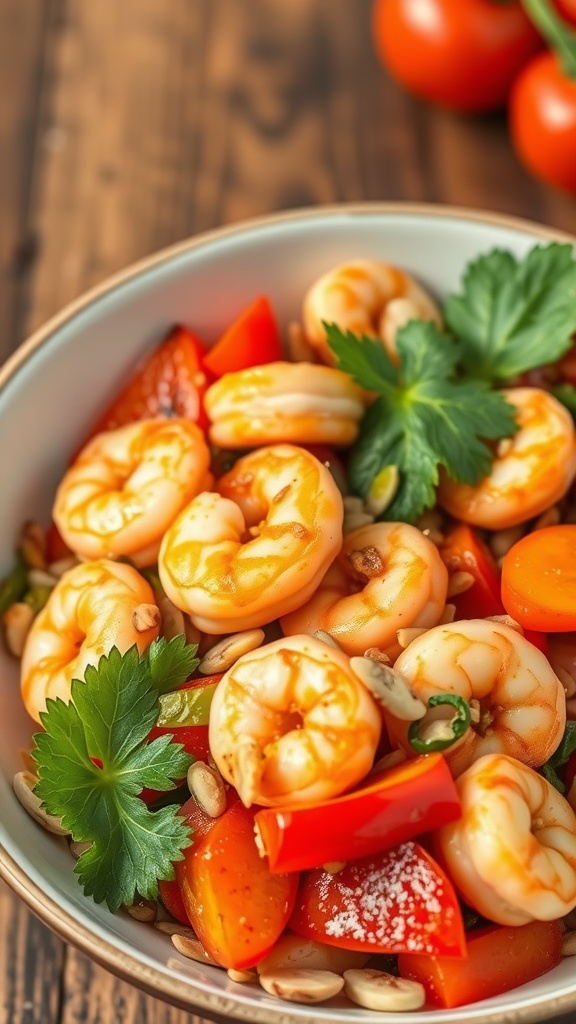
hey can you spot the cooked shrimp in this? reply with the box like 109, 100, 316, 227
280, 521, 448, 658
208, 634, 382, 807
436, 753, 576, 925
158, 444, 343, 633
21, 559, 159, 722
53, 418, 211, 567
204, 361, 365, 449
437, 387, 576, 529
302, 260, 441, 365
389, 619, 566, 777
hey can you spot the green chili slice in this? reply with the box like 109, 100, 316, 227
408, 693, 471, 754
157, 682, 218, 728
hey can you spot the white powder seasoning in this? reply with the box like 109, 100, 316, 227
316, 841, 452, 954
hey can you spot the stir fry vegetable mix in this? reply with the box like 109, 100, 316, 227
5, 242, 576, 1011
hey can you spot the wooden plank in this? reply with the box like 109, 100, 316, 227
0, 0, 50, 359
60, 947, 208, 1024
0, 880, 64, 1024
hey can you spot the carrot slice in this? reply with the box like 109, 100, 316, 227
501, 524, 576, 631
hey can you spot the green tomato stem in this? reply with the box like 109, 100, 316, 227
521, 0, 576, 78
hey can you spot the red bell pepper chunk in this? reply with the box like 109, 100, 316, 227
440, 524, 503, 620
158, 877, 191, 926
89, 324, 212, 437
202, 296, 284, 377
254, 753, 460, 874
399, 919, 563, 1008
175, 795, 299, 969
289, 841, 466, 957
439, 523, 548, 653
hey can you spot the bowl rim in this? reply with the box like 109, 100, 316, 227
2, 200, 576, 1024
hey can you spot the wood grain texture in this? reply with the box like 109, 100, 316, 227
0, 0, 50, 361
3, 1, 576, 1022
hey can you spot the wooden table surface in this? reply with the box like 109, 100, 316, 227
2, 1, 576, 1021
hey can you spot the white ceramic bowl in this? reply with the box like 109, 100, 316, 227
1, 203, 575, 1024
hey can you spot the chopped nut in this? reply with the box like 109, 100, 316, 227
438, 603, 456, 624
27, 568, 58, 590
4, 602, 35, 656
227, 968, 257, 983
447, 571, 475, 598
187, 761, 227, 818
258, 968, 344, 1004
132, 602, 161, 633
13, 771, 69, 836
370, 750, 407, 774
170, 932, 218, 965
154, 920, 196, 939
350, 657, 426, 722
489, 525, 524, 560
396, 627, 428, 649
343, 512, 374, 534
156, 593, 186, 641
126, 898, 157, 923
198, 628, 265, 675
343, 968, 425, 1011
257, 933, 369, 975
562, 930, 576, 957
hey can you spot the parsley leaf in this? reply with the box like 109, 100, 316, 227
32, 645, 193, 912
327, 321, 518, 523
148, 635, 199, 694
541, 721, 576, 794
444, 244, 576, 382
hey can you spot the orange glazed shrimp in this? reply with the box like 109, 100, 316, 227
208, 634, 382, 807
437, 387, 576, 529
280, 521, 448, 658
436, 754, 576, 926
302, 259, 441, 365
204, 361, 365, 448
389, 619, 566, 777
21, 560, 159, 722
53, 418, 211, 567
158, 444, 343, 633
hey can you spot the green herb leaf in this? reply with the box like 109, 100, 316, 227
541, 721, 576, 794
32, 645, 193, 912
148, 635, 199, 695
444, 244, 576, 382
329, 322, 518, 523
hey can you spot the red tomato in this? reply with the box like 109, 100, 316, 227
158, 878, 191, 926
509, 50, 576, 194
440, 524, 503, 619
176, 797, 299, 969
289, 841, 465, 957
89, 324, 212, 437
371, 0, 542, 113
202, 296, 284, 378
399, 919, 563, 1008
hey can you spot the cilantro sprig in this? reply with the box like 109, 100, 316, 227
327, 321, 518, 523
444, 243, 576, 382
541, 721, 576, 794
32, 639, 198, 912
327, 242, 576, 523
